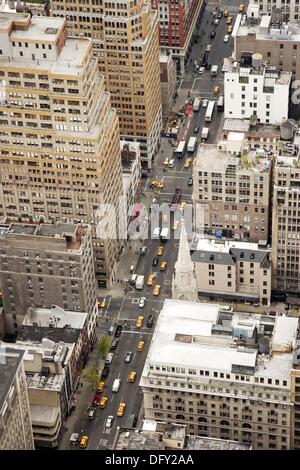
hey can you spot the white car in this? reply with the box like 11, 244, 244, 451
206, 44, 212, 52
139, 297, 146, 308
224, 35, 229, 43
106, 415, 113, 429
202, 99, 208, 108
214, 19, 220, 26
199, 66, 205, 74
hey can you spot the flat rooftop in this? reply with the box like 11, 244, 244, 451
23, 305, 87, 330
194, 144, 271, 173
0, 347, 24, 411
235, 12, 300, 41
186, 435, 251, 450
10, 16, 65, 42
143, 299, 297, 382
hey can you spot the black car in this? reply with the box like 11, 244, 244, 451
152, 257, 159, 267
101, 366, 110, 379
188, 176, 193, 186
110, 338, 119, 351
217, 11, 222, 19
114, 324, 123, 337
147, 315, 154, 328
210, 30, 216, 39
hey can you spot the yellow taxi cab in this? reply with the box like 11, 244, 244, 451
180, 201, 186, 212
226, 16, 232, 24
163, 157, 169, 166
156, 246, 164, 256
97, 381, 105, 393
137, 340, 145, 352
151, 180, 164, 190
172, 220, 180, 231
136, 315, 144, 328
99, 396, 108, 409
160, 261, 167, 271
213, 85, 220, 94
239, 3, 245, 12
184, 158, 192, 168
224, 9, 229, 17
128, 371, 137, 383
117, 402, 126, 417
98, 298, 106, 309
80, 435, 88, 448
227, 25, 233, 33
153, 284, 161, 296
147, 273, 156, 286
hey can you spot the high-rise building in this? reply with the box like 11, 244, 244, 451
0, 13, 123, 287
51, 0, 162, 169
0, 347, 34, 450
192, 143, 272, 243
272, 152, 300, 294
151, 0, 203, 74
0, 221, 98, 338
141, 299, 299, 449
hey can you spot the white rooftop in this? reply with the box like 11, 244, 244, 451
10, 16, 65, 42
23, 305, 87, 330
143, 299, 297, 382
196, 238, 263, 253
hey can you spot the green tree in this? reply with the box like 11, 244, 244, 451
96, 336, 111, 360
84, 367, 99, 391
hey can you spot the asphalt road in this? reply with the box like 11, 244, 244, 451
64, 0, 242, 450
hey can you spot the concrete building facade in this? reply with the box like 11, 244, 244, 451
151, 0, 203, 74
50, 0, 163, 169
160, 54, 177, 121
191, 238, 272, 306
0, 13, 123, 288
0, 222, 98, 338
192, 143, 272, 243
0, 347, 34, 450
224, 58, 291, 125
271, 151, 300, 294
141, 299, 298, 449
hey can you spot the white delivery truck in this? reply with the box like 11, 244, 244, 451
187, 136, 197, 153
135, 275, 145, 290
193, 97, 201, 111
211, 65, 218, 76
160, 227, 169, 242
205, 101, 215, 122
201, 127, 209, 140
112, 378, 121, 392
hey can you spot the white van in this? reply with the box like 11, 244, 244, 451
153, 227, 160, 239
168, 159, 175, 168
112, 378, 121, 392
219, 305, 233, 313
105, 352, 114, 365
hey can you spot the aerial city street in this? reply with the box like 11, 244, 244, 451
1, 0, 300, 455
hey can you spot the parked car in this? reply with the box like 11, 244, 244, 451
188, 176, 193, 186
101, 366, 110, 379
147, 315, 154, 328
110, 338, 119, 351
224, 34, 229, 43
114, 324, 123, 337
92, 393, 101, 408
140, 245, 147, 255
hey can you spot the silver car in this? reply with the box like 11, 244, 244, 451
139, 297, 146, 308
202, 99, 209, 108
125, 351, 132, 363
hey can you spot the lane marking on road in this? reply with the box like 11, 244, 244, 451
117, 329, 153, 335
